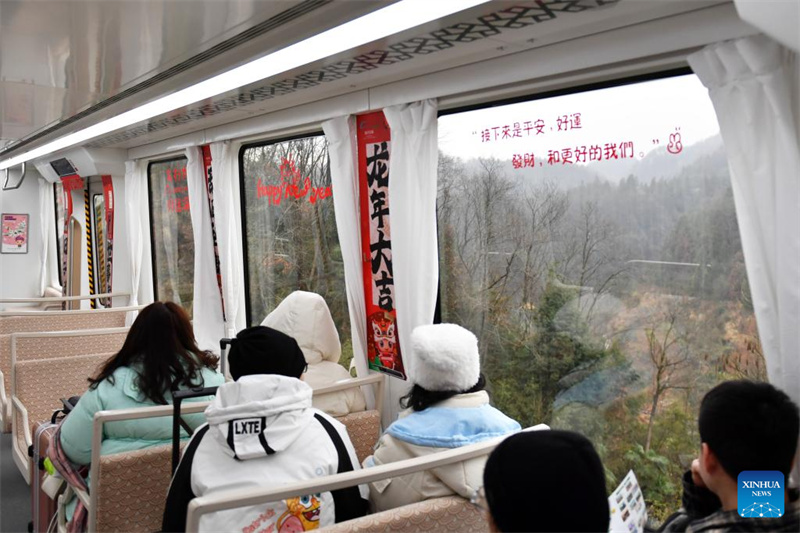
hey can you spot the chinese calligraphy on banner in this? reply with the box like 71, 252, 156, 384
101, 175, 115, 304
201, 145, 225, 318
357, 111, 406, 380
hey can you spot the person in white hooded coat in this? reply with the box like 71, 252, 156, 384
162, 326, 368, 533
262, 291, 366, 417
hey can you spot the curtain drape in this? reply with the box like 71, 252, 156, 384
383, 99, 440, 422
322, 116, 375, 409
38, 177, 59, 295
124, 160, 153, 325
186, 147, 226, 353
689, 34, 800, 481
209, 141, 246, 342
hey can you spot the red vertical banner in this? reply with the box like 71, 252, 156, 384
60, 174, 84, 295
357, 111, 406, 380
201, 145, 225, 319
101, 175, 115, 305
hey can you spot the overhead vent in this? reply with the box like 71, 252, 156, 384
0, 0, 332, 157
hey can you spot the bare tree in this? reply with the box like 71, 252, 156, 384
644, 307, 689, 452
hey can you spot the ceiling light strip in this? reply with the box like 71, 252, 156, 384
0, 0, 489, 170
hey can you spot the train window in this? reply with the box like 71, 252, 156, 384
147, 157, 195, 316
240, 135, 351, 368
437, 73, 763, 519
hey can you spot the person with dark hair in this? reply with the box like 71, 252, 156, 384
162, 326, 368, 532
660, 380, 800, 532
363, 323, 520, 512
480, 430, 610, 532
58, 302, 224, 521
59, 301, 223, 465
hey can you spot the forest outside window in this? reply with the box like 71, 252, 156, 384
148, 157, 195, 316
240, 136, 351, 369
437, 74, 763, 521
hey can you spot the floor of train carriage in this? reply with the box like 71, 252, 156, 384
1, 432, 31, 533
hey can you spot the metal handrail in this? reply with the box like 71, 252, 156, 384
185, 424, 550, 531
2, 162, 26, 191
0, 305, 144, 317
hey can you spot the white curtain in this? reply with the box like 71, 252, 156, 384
38, 177, 59, 294
209, 141, 247, 341
383, 99, 440, 422
689, 35, 800, 480
185, 147, 225, 353
322, 116, 375, 409
124, 160, 153, 325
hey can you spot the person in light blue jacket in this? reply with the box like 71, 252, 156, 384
59, 301, 224, 465
364, 323, 521, 512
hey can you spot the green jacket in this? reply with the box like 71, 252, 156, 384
60, 363, 224, 465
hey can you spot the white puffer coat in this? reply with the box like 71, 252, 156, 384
262, 291, 367, 417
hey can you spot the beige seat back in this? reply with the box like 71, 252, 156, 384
335, 410, 381, 464
319, 496, 487, 533
12, 328, 128, 364
0, 307, 138, 431
95, 442, 186, 533
58, 402, 211, 532
11, 352, 110, 482
0, 306, 136, 335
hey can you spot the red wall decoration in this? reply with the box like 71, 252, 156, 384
357, 111, 405, 380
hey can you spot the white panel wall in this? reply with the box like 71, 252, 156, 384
0, 170, 46, 302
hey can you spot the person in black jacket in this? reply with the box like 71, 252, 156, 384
162, 326, 368, 532
659, 380, 799, 533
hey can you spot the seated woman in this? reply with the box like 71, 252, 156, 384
59, 301, 225, 464
364, 323, 520, 512
261, 291, 366, 417
481, 430, 609, 532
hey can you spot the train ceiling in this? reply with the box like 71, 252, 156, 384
1, 0, 739, 159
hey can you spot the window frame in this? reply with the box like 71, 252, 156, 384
437, 67, 692, 119
238, 131, 327, 327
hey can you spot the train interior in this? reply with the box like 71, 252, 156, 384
0, 0, 799, 531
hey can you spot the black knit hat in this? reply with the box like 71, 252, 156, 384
228, 326, 306, 381
483, 430, 609, 532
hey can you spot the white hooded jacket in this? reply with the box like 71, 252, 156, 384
162, 375, 368, 532
262, 291, 367, 417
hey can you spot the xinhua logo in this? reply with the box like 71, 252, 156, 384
737, 471, 784, 518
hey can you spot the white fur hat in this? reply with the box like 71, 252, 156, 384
408, 323, 480, 392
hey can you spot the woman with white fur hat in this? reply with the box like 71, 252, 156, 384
363, 323, 521, 512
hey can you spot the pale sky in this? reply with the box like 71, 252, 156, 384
438, 74, 720, 162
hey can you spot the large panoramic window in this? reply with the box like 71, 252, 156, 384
148, 157, 194, 316
437, 74, 763, 520
240, 136, 351, 368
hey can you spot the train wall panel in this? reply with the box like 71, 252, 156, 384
0, 169, 45, 302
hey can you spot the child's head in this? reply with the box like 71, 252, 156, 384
697, 380, 799, 487
483, 430, 609, 532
